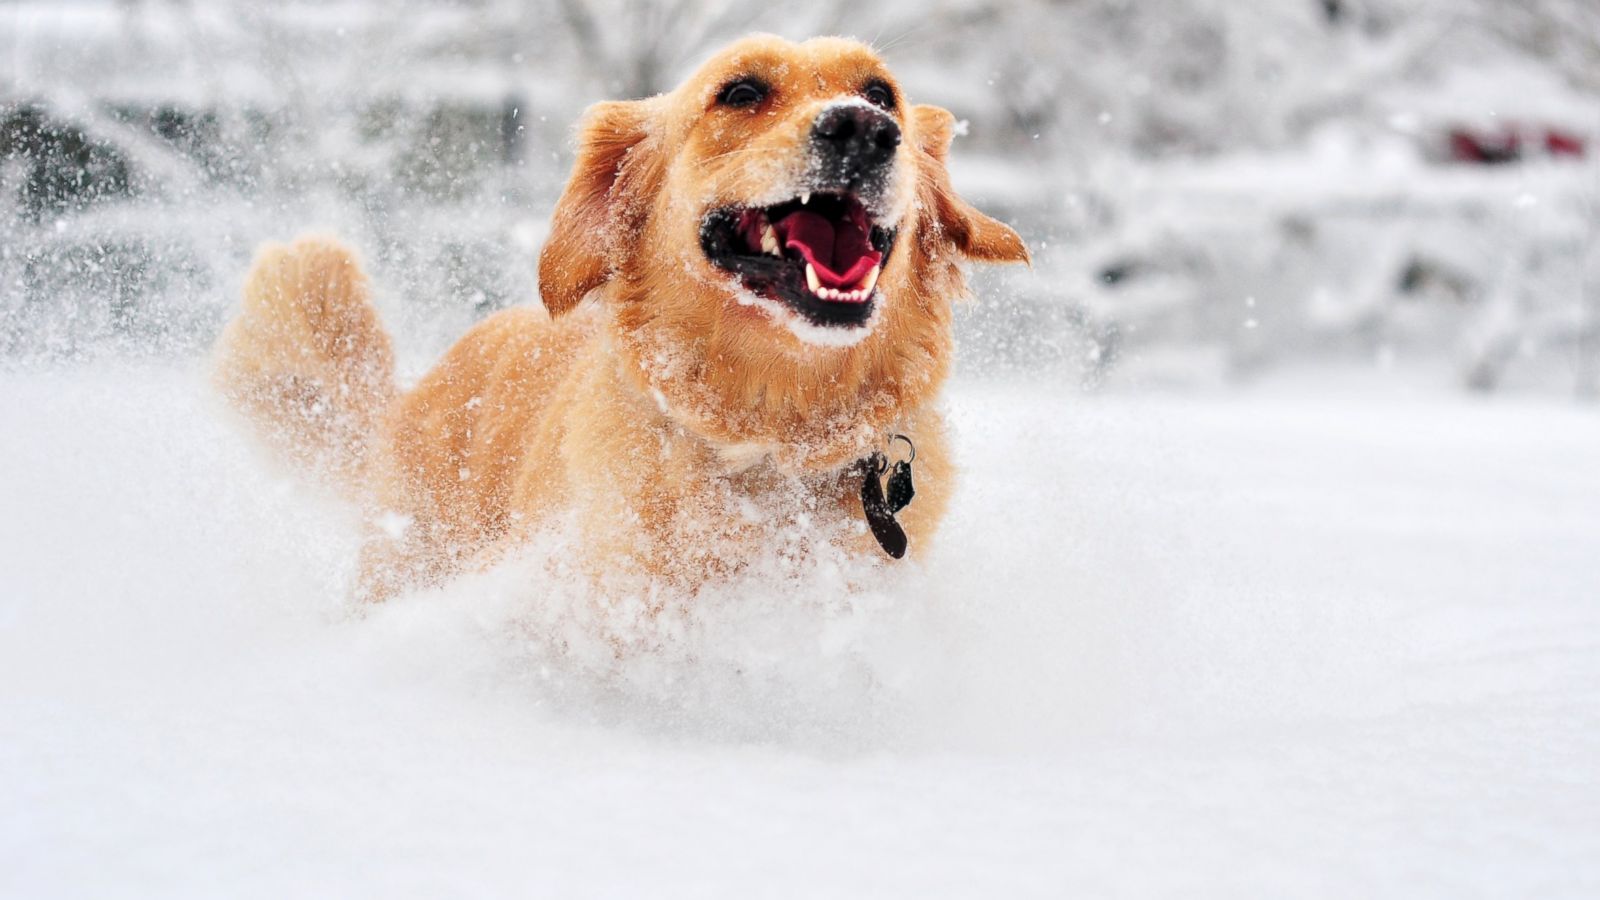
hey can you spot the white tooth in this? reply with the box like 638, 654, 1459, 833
800, 192, 810, 205
861, 263, 881, 295
805, 263, 821, 294
760, 224, 779, 256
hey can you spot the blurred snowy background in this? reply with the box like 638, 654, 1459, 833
5, 3, 1600, 897
4, 0, 1598, 391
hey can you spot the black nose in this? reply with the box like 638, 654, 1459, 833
811, 104, 901, 178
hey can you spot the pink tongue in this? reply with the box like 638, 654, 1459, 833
773, 209, 881, 289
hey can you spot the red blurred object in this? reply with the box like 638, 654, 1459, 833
1450, 129, 1521, 164
1449, 127, 1586, 164
1545, 129, 1585, 157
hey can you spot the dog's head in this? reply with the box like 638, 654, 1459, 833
538, 35, 1027, 460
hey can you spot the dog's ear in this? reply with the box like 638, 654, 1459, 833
538, 99, 663, 316
912, 104, 1030, 266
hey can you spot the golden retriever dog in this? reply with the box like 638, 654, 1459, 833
214, 35, 1028, 601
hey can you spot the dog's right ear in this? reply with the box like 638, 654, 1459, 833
538, 99, 661, 317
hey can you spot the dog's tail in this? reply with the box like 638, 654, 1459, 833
213, 236, 395, 491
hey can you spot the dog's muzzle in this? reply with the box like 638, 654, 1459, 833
809, 103, 901, 199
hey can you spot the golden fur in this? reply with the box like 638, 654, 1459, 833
214, 35, 1028, 600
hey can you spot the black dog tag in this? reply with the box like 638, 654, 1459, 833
885, 459, 914, 514
857, 452, 908, 559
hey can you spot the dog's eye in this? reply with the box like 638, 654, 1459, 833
863, 80, 896, 110
716, 77, 769, 108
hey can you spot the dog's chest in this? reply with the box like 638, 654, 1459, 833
668, 440, 856, 552
712, 439, 777, 474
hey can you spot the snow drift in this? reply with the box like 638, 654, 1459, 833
3, 362, 1598, 897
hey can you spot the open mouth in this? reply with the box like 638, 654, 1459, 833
700, 192, 896, 329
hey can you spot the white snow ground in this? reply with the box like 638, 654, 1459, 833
2, 363, 1598, 898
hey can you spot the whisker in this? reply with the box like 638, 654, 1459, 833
872, 19, 934, 55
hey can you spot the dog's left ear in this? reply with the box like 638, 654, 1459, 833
912, 104, 1030, 266
539, 99, 663, 316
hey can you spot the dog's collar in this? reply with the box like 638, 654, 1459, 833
853, 434, 915, 559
